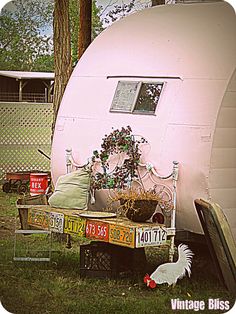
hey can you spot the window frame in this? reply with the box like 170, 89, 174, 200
110, 80, 164, 115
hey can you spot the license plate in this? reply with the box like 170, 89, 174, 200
63, 215, 86, 237
86, 220, 109, 242
136, 227, 167, 248
28, 208, 49, 229
109, 224, 135, 248
50, 212, 64, 233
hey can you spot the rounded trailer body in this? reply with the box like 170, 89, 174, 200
51, 2, 236, 239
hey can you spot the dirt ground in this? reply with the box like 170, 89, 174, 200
0, 216, 15, 238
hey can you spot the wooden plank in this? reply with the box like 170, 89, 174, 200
18, 207, 29, 230
17, 195, 48, 206
17, 204, 51, 209
195, 199, 236, 294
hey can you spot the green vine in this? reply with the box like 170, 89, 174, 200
90, 126, 147, 190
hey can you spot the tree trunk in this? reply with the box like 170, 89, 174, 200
78, 0, 92, 59
152, 0, 165, 6
53, 0, 72, 131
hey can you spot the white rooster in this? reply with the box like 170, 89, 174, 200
144, 244, 194, 288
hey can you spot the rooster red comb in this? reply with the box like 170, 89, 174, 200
143, 274, 157, 289
144, 274, 151, 283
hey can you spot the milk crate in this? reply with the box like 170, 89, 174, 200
80, 241, 146, 279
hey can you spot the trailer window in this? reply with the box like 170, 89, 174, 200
110, 81, 163, 114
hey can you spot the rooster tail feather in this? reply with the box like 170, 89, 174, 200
177, 244, 194, 277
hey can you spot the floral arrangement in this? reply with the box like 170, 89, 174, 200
90, 126, 146, 190
90, 126, 173, 222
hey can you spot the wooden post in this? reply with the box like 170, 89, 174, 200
19, 80, 22, 102
78, 0, 92, 59
48, 82, 54, 103
19, 80, 29, 102
42, 80, 50, 103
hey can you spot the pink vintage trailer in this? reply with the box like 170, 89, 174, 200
51, 1, 236, 241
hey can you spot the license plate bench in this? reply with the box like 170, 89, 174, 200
27, 208, 168, 248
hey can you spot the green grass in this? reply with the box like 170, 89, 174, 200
0, 190, 17, 217
0, 191, 235, 314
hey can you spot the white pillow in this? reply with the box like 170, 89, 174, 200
48, 168, 90, 209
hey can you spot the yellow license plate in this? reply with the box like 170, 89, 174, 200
28, 208, 49, 229
64, 215, 86, 237
109, 224, 135, 248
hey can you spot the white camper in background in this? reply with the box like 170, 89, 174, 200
51, 1, 236, 241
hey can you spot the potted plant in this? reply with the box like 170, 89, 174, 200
110, 188, 165, 222
90, 126, 172, 222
